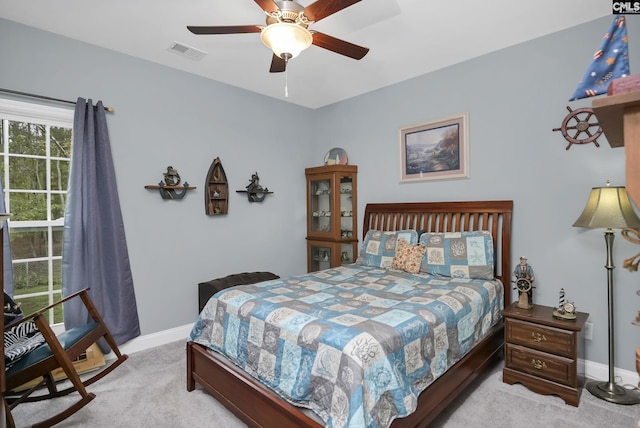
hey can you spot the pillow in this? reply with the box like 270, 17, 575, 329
357, 230, 419, 268
391, 239, 427, 273
419, 230, 495, 279
4, 321, 44, 368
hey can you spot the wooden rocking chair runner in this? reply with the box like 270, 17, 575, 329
3, 288, 128, 428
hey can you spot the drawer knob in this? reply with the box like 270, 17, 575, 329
531, 359, 547, 370
531, 332, 547, 343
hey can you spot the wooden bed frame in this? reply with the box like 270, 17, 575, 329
187, 200, 513, 428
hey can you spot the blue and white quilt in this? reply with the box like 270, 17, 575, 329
190, 264, 503, 428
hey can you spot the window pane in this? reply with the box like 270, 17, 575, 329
52, 227, 63, 257
9, 156, 47, 190
53, 258, 62, 291
8, 121, 46, 156
10, 227, 48, 259
50, 159, 70, 191
54, 301, 64, 323
50, 126, 72, 158
14, 295, 50, 321
13, 259, 49, 293
9, 192, 47, 221
12, 294, 63, 324
51, 194, 66, 220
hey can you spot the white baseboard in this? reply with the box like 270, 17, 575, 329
104, 324, 640, 388
103, 323, 193, 360
585, 359, 639, 389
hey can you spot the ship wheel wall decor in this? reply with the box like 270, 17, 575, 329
552, 106, 603, 150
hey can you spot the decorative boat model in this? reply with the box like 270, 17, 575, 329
205, 157, 228, 216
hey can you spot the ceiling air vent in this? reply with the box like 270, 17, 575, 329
168, 42, 207, 61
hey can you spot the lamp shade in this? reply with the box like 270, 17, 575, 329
260, 22, 312, 59
572, 186, 640, 229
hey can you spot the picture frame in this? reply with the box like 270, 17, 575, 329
399, 112, 469, 183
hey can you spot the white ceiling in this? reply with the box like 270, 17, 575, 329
0, 0, 610, 109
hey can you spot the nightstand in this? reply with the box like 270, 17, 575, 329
502, 302, 589, 406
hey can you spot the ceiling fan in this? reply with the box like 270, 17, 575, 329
187, 0, 369, 73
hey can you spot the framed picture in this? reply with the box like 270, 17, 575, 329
399, 112, 469, 183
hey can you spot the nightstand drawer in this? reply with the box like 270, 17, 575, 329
505, 318, 575, 358
505, 343, 576, 386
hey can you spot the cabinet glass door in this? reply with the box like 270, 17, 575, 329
309, 177, 332, 235
340, 242, 357, 265
338, 175, 354, 240
309, 243, 332, 272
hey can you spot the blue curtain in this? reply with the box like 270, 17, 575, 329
62, 98, 140, 351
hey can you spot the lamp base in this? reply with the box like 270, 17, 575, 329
586, 380, 640, 404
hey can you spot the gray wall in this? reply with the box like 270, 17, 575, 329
0, 18, 314, 335
2, 16, 639, 373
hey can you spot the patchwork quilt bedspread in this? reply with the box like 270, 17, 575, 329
190, 265, 503, 428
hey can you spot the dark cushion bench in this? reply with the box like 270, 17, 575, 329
198, 271, 279, 313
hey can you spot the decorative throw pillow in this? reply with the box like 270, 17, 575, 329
391, 239, 427, 274
356, 229, 419, 268
419, 230, 495, 279
4, 321, 44, 368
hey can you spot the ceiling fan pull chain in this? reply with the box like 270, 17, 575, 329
282, 53, 291, 98
285, 67, 289, 97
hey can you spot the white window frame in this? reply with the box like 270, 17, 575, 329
0, 98, 73, 327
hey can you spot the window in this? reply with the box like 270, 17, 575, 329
0, 99, 74, 324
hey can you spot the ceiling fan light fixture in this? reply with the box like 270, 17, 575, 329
260, 22, 312, 60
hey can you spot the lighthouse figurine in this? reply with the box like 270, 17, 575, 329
553, 288, 577, 320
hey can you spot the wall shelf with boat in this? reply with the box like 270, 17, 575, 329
145, 166, 195, 200
205, 157, 229, 215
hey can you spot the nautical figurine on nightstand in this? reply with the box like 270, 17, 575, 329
513, 256, 535, 309
553, 288, 577, 320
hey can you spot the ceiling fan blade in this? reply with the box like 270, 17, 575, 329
269, 54, 286, 73
304, 0, 361, 22
187, 25, 261, 35
312, 32, 369, 60
254, 0, 279, 13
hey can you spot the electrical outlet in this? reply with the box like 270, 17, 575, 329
584, 321, 593, 340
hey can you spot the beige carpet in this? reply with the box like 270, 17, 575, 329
9, 340, 640, 427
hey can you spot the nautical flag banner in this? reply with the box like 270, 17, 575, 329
569, 16, 630, 101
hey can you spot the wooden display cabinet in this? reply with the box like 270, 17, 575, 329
305, 165, 358, 272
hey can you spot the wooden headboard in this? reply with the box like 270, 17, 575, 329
362, 200, 513, 303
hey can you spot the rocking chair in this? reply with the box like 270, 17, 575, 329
3, 288, 128, 428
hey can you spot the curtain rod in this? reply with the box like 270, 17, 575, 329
0, 88, 114, 113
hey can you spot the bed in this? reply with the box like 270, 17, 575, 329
187, 200, 513, 428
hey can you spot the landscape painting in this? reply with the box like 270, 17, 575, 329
399, 113, 469, 182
